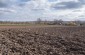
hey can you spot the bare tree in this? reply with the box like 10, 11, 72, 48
53, 19, 63, 25
74, 20, 82, 26
36, 18, 42, 24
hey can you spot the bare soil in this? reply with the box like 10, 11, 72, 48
0, 26, 85, 55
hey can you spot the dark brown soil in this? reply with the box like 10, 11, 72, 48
0, 26, 85, 55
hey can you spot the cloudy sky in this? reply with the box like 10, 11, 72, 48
0, 0, 85, 21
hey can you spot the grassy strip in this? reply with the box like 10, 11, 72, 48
0, 24, 28, 26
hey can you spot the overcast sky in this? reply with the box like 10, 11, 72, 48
0, 0, 85, 21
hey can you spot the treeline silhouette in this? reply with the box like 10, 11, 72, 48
0, 18, 85, 26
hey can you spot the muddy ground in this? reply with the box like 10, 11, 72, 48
0, 26, 85, 55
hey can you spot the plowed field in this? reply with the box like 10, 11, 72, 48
0, 26, 85, 55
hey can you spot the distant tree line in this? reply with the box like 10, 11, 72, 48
35, 18, 64, 25
35, 18, 85, 26
0, 21, 30, 24
0, 18, 85, 26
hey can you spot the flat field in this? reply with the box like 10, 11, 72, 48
0, 25, 85, 55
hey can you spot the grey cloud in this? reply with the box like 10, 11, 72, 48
0, 0, 30, 14
0, 0, 31, 8
0, 2, 8, 7
0, 0, 16, 14
79, 0, 85, 4
17, 0, 31, 7
48, 0, 57, 2
0, 8, 15, 13
19, 0, 31, 2
18, 3, 27, 7
52, 1, 85, 10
